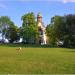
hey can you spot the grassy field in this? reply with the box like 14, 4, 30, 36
0, 45, 75, 74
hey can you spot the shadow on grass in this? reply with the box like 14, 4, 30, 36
62, 47, 75, 53
0, 43, 75, 49
65, 50, 75, 53
0, 43, 56, 48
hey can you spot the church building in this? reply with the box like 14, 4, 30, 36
37, 13, 47, 45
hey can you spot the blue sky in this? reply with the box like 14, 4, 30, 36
0, 0, 75, 27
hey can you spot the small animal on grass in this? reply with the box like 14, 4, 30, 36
16, 47, 22, 52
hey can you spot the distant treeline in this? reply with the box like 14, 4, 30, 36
0, 12, 75, 48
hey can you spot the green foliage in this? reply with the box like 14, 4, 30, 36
5, 25, 20, 43
47, 14, 75, 48
0, 16, 20, 43
0, 16, 14, 41
21, 12, 38, 44
46, 16, 64, 45
63, 15, 75, 47
46, 24, 56, 45
51, 16, 65, 39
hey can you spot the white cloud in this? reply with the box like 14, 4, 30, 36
61, 0, 75, 3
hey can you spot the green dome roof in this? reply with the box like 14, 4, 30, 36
37, 12, 42, 17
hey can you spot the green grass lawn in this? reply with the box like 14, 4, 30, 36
0, 45, 75, 74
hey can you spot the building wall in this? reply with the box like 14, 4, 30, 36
37, 13, 47, 45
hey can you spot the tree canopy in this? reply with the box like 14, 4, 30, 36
46, 14, 75, 48
0, 13, 75, 48
0, 16, 20, 43
5, 25, 20, 43
21, 12, 38, 44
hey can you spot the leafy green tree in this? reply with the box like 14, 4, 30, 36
21, 12, 38, 44
46, 16, 64, 45
47, 14, 75, 48
51, 16, 65, 40
46, 24, 56, 45
63, 14, 75, 47
0, 16, 14, 41
5, 25, 20, 43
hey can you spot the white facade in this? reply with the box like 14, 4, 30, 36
37, 13, 47, 45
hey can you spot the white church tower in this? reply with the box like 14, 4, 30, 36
37, 12, 47, 45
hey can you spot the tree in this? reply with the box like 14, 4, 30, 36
47, 14, 75, 48
46, 24, 56, 45
21, 12, 38, 44
5, 25, 20, 43
63, 14, 75, 47
46, 16, 64, 45
0, 16, 14, 41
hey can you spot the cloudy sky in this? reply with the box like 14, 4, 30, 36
0, 0, 75, 27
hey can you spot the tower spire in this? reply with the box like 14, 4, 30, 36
37, 12, 42, 26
